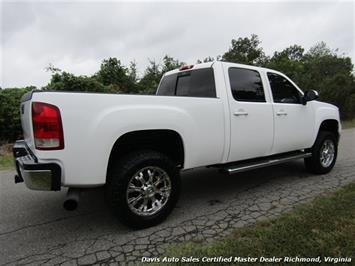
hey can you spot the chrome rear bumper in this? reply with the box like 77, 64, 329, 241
13, 140, 61, 191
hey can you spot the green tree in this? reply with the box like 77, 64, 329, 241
0, 87, 34, 142
266, 45, 305, 81
196, 56, 216, 63
138, 59, 162, 94
203, 56, 215, 63
222, 34, 267, 65
264, 42, 355, 118
95, 57, 136, 93
45, 71, 112, 93
138, 55, 184, 94
128, 61, 138, 84
161, 55, 183, 73
301, 42, 355, 118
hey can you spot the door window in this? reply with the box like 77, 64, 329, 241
267, 73, 302, 104
228, 68, 266, 102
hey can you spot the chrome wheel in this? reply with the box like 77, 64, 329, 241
320, 139, 335, 168
126, 166, 171, 216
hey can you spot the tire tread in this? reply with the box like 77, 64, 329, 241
304, 131, 337, 174
106, 150, 180, 229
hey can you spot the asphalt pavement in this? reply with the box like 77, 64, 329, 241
1, 128, 354, 265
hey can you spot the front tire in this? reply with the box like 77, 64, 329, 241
304, 131, 338, 174
106, 150, 180, 229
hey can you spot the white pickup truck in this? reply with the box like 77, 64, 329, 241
13, 61, 340, 228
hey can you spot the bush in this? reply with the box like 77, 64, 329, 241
0, 87, 33, 143
45, 71, 116, 93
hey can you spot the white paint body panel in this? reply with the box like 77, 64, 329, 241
264, 70, 316, 154
29, 92, 225, 186
222, 63, 274, 161
20, 62, 340, 187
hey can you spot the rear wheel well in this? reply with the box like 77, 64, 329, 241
318, 119, 339, 142
107, 130, 184, 176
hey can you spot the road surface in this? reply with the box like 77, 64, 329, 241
1, 128, 354, 265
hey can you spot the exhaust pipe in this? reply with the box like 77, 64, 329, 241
63, 188, 80, 211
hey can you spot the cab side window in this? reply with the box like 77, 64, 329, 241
176, 68, 216, 98
157, 68, 216, 98
157, 74, 177, 96
267, 73, 302, 104
228, 68, 266, 102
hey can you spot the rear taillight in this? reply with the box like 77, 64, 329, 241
32, 102, 64, 150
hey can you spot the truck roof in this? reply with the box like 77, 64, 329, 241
163, 61, 279, 76
164, 62, 214, 76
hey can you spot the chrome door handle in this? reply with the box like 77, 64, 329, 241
276, 111, 287, 116
234, 111, 248, 116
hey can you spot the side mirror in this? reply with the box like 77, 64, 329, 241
302, 90, 319, 105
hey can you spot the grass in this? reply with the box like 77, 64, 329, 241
342, 118, 355, 129
163, 182, 355, 265
0, 152, 14, 170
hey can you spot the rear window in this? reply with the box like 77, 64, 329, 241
157, 68, 216, 98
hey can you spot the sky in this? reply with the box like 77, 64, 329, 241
1, 0, 354, 88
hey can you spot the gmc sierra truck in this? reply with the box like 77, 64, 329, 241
13, 61, 340, 228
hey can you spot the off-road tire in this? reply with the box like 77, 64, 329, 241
304, 131, 337, 174
106, 150, 180, 229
